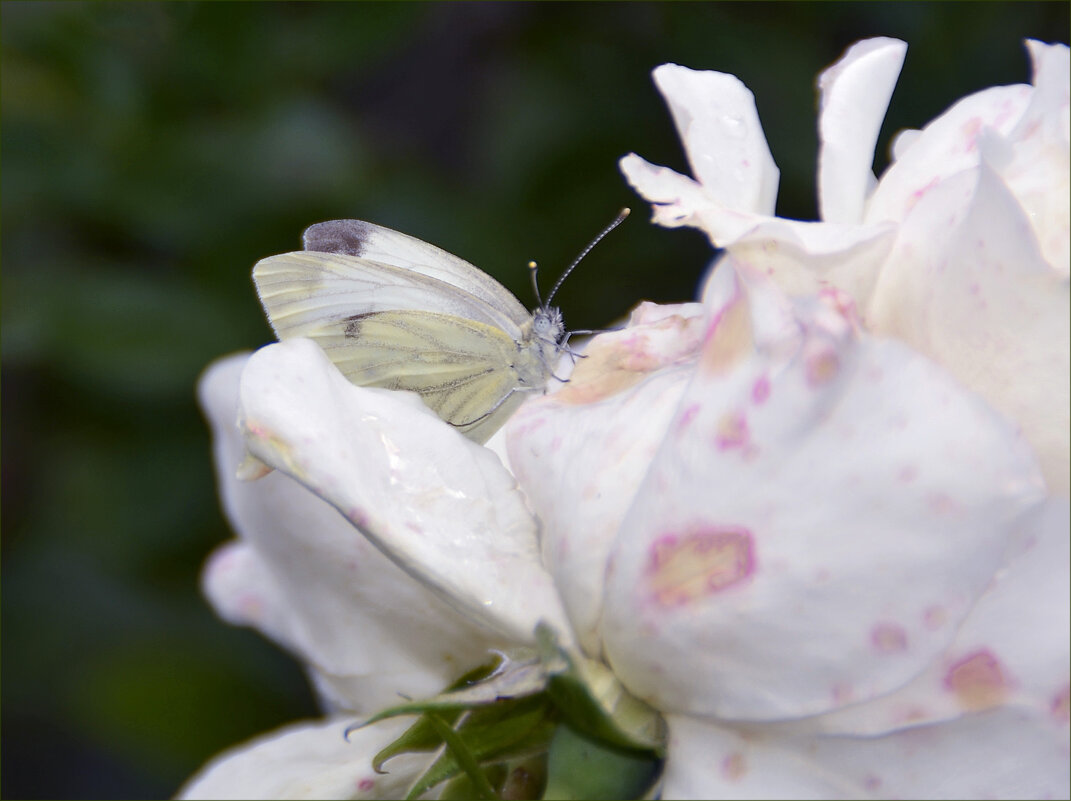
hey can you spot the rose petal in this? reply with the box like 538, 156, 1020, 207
818, 38, 907, 224
662, 705, 1069, 800
601, 263, 1046, 720
999, 40, 1070, 275
201, 541, 293, 646
619, 152, 714, 230
660, 714, 851, 799
869, 159, 1070, 495
237, 339, 573, 645
865, 83, 1032, 225
178, 717, 424, 800
652, 63, 780, 215
620, 152, 897, 305
507, 302, 706, 655
709, 216, 897, 305
812, 497, 1071, 737
198, 354, 501, 711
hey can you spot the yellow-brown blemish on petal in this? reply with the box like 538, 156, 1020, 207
944, 649, 1012, 711
714, 410, 749, 450
556, 312, 701, 405
805, 348, 840, 386
700, 291, 753, 376
236, 451, 274, 481
647, 526, 755, 606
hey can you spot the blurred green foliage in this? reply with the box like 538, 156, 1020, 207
2, 3, 1066, 797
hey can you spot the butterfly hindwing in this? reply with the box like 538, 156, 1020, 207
303, 309, 537, 442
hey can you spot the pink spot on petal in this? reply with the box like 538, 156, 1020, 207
714, 411, 749, 450
923, 606, 947, 631
928, 493, 962, 515
863, 775, 882, 791
357, 777, 376, 792
906, 176, 940, 213
871, 622, 908, 653
945, 649, 1012, 710
678, 403, 700, 430
832, 682, 855, 705
751, 376, 771, 404
806, 349, 840, 386
647, 525, 756, 606
898, 465, 918, 483
818, 287, 860, 326
721, 752, 747, 781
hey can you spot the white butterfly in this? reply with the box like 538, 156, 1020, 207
252, 213, 627, 443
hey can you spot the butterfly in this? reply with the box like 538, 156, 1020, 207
252, 211, 627, 443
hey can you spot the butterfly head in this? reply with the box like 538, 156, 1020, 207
532, 305, 565, 346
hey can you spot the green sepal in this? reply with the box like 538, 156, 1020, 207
405, 695, 557, 799
362, 650, 545, 771
364, 649, 545, 727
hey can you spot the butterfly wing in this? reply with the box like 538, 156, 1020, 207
294, 308, 540, 443
254, 250, 527, 339
302, 219, 533, 327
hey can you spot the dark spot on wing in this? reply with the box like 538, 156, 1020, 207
343, 312, 378, 338
303, 220, 376, 256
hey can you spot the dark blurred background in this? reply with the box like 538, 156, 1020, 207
3, 3, 1067, 798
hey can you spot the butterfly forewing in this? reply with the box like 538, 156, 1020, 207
254, 251, 526, 338
303, 220, 532, 326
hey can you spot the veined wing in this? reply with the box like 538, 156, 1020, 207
303, 309, 548, 443
253, 251, 528, 342
302, 219, 532, 327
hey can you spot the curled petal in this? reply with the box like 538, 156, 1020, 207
818, 37, 907, 224
652, 63, 780, 215
198, 354, 500, 711
619, 153, 713, 230
236, 339, 573, 645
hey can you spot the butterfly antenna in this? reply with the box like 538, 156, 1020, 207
528, 261, 545, 308
545, 208, 630, 306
